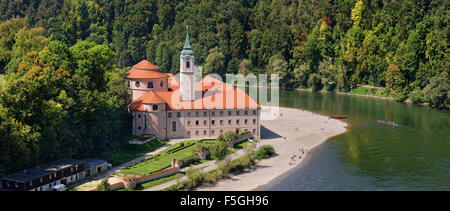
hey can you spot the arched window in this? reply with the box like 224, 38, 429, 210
160, 80, 164, 87
152, 105, 158, 111
148, 82, 154, 88
127, 80, 131, 88
186, 61, 190, 68
135, 81, 140, 88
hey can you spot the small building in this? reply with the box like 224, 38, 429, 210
83, 158, 108, 178
1, 158, 85, 191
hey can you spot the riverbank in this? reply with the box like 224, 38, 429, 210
295, 88, 395, 101
195, 106, 348, 191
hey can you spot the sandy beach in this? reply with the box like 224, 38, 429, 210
196, 106, 348, 191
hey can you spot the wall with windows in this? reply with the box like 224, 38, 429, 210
127, 78, 169, 101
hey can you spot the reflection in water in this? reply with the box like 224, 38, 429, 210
263, 90, 450, 191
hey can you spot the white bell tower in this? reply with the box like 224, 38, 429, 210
180, 33, 196, 101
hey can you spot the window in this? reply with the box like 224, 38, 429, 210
187, 131, 191, 136
196, 112, 199, 117
253, 110, 257, 115
228, 120, 232, 125
253, 129, 256, 134
212, 130, 215, 135
212, 111, 215, 116
211, 120, 215, 125
138, 114, 142, 118
186, 61, 190, 68
187, 121, 191, 126
135, 81, 140, 88
172, 121, 177, 132
152, 105, 158, 110
168, 112, 172, 118
204, 120, 207, 125
144, 115, 147, 130
196, 131, 199, 136
253, 119, 256, 124
127, 80, 131, 88
245, 119, 248, 124
220, 111, 224, 116
203, 111, 207, 116
187, 112, 191, 117
147, 82, 154, 88
220, 120, 224, 125
138, 126, 142, 130
196, 120, 199, 126
236, 120, 240, 125
245, 110, 248, 115
160, 80, 164, 87
228, 111, 232, 116
236, 111, 240, 115
203, 130, 207, 136
177, 112, 181, 117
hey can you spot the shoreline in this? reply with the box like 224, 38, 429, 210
195, 106, 348, 191
295, 88, 395, 101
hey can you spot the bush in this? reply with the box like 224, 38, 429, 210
254, 145, 275, 160
210, 142, 228, 161
96, 178, 110, 191
185, 168, 205, 189
181, 154, 201, 166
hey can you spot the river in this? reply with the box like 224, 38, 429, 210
262, 90, 450, 191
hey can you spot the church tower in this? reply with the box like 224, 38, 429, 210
180, 33, 196, 101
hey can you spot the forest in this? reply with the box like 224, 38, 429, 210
0, 0, 448, 176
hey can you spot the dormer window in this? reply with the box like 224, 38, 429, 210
148, 82, 154, 89
135, 81, 140, 88
160, 80, 164, 87
152, 105, 159, 110
186, 61, 190, 68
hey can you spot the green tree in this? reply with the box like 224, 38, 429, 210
203, 47, 225, 76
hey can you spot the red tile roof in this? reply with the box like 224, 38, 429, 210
129, 75, 260, 111
124, 60, 169, 79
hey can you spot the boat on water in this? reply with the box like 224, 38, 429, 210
330, 116, 349, 119
377, 120, 399, 126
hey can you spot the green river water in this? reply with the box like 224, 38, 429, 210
262, 90, 450, 191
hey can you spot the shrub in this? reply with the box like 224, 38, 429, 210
210, 142, 228, 161
181, 154, 201, 166
96, 178, 110, 191
254, 145, 275, 160
185, 168, 205, 189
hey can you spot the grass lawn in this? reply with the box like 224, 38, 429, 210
138, 172, 185, 190
98, 138, 169, 166
118, 139, 219, 176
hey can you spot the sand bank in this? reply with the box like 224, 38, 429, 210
196, 106, 348, 191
